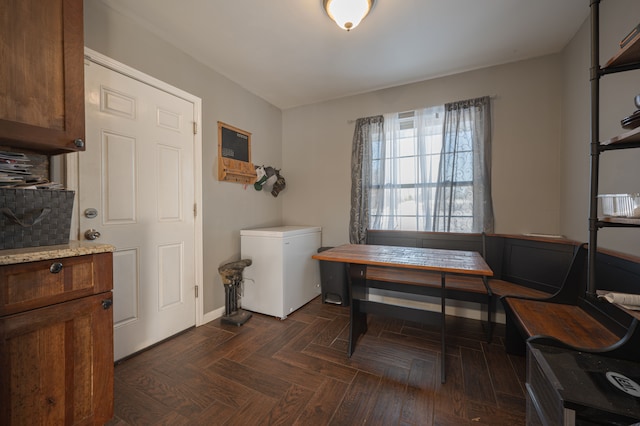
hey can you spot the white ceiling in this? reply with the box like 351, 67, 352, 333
100, 0, 589, 110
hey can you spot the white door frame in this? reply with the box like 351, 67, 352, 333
66, 47, 204, 327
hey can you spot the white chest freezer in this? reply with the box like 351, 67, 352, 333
240, 226, 321, 319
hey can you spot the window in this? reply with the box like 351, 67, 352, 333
352, 97, 493, 238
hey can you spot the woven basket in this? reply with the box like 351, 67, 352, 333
0, 188, 75, 249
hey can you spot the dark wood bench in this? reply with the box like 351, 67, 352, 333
489, 279, 549, 299
363, 230, 640, 362
501, 245, 640, 361
365, 230, 581, 339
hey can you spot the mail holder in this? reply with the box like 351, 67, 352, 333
217, 121, 257, 185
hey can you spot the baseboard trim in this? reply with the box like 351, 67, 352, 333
203, 306, 225, 325
201, 298, 505, 325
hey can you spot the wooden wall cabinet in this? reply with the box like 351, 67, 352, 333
0, 0, 86, 154
0, 252, 114, 425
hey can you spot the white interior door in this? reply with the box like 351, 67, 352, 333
80, 59, 199, 361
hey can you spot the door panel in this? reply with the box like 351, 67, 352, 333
103, 131, 137, 223
157, 145, 182, 220
112, 248, 138, 327
158, 243, 183, 309
81, 61, 196, 360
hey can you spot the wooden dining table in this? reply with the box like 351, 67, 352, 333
312, 243, 493, 383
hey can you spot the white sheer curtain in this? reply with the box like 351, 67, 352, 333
369, 106, 444, 232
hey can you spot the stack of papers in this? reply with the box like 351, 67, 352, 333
0, 151, 32, 186
0, 151, 64, 189
598, 291, 640, 311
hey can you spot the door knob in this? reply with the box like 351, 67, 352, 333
84, 229, 101, 240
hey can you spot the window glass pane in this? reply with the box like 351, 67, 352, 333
454, 152, 473, 182
398, 215, 416, 230
397, 140, 415, 157
370, 188, 382, 215
371, 159, 383, 185
398, 188, 416, 216
424, 153, 441, 181
372, 139, 384, 160
398, 157, 416, 184
423, 135, 442, 155
452, 185, 473, 215
447, 217, 472, 233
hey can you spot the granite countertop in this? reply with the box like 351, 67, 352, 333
0, 241, 115, 265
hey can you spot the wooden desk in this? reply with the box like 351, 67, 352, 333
313, 244, 493, 383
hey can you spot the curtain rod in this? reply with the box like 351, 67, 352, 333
346, 94, 498, 124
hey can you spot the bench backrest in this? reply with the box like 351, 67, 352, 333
588, 249, 640, 335
546, 244, 588, 304
366, 230, 484, 252
595, 250, 640, 294
366, 230, 580, 294
492, 236, 579, 294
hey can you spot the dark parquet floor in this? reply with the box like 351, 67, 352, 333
107, 297, 527, 425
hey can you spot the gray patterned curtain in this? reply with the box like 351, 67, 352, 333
349, 115, 384, 244
433, 96, 494, 233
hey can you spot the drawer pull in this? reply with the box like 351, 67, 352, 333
49, 262, 63, 274
102, 299, 113, 310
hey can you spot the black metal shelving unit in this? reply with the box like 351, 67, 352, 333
588, 0, 640, 296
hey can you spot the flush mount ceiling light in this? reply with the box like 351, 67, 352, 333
323, 0, 376, 31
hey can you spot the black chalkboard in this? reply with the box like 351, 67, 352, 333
220, 125, 250, 162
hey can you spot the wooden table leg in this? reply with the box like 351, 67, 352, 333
485, 276, 493, 343
348, 299, 367, 357
347, 263, 368, 357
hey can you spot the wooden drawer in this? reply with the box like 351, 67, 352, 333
0, 252, 113, 316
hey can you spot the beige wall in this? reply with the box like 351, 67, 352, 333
561, 0, 640, 255
282, 56, 564, 246
84, 0, 284, 313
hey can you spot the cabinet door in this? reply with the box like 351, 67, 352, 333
0, 292, 114, 425
0, 0, 85, 154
